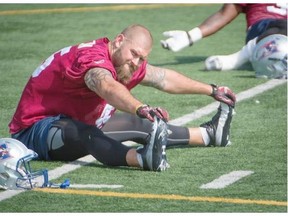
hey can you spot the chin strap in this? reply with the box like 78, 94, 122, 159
45, 179, 70, 189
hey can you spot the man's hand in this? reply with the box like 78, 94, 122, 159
136, 104, 169, 122
210, 84, 236, 107
161, 28, 202, 52
161, 30, 191, 52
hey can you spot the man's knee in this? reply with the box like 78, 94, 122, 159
47, 118, 91, 160
48, 118, 82, 151
47, 117, 129, 166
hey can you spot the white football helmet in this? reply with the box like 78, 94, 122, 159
0, 138, 48, 190
251, 34, 288, 79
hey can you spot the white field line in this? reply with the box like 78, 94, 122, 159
200, 170, 254, 189
0, 79, 286, 202
123, 79, 287, 146
169, 79, 287, 126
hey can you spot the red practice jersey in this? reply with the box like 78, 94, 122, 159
238, 3, 287, 29
9, 38, 147, 133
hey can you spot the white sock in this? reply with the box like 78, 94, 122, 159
206, 37, 257, 71
223, 37, 257, 70
200, 127, 210, 146
136, 152, 143, 168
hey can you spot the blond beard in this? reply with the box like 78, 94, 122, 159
112, 44, 139, 85
115, 64, 138, 85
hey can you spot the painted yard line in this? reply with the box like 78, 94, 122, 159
0, 190, 24, 202
47, 155, 95, 180
0, 79, 286, 202
169, 79, 287, 126
200, 170, 254, 189
69, 184, 123, 189
35, 187, 288, 207
0, 4, 196, 16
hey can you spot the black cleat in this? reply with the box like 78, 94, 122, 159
137, 116, 169, 171
200, 102, 235, 147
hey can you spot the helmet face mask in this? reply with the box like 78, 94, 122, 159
0, 138, 48, 190
251, 34, 288, 79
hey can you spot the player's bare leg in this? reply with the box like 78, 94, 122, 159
187, 128, 206, 146
126, 148, 140, 167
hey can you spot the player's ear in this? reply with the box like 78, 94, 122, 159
115, 34, 125, 48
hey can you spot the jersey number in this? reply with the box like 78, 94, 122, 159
267, 4, 287, 16
32, 46, 72, 78
32, 40, 96, 77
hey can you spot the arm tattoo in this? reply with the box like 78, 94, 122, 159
84, 68, 112, 93
142, 64, 166, 90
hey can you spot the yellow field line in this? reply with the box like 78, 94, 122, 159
0, 4, 198, 16
35, 188, 288, 207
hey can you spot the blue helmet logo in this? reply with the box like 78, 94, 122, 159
0, 143, 11, 160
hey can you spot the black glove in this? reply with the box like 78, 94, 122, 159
210, 84, 236, 107
136, 104, 169, 122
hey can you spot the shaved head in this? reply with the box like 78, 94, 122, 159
109, 24, 153, 84
121, 24, 153, 50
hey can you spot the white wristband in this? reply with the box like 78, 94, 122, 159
188, 27, 203, 44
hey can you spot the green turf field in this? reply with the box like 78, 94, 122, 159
0, 4, 287, 213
